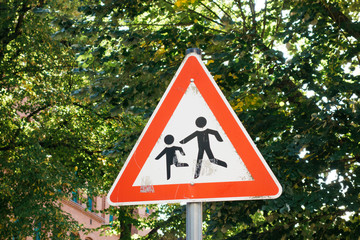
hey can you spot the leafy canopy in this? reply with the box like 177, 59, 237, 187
1, 0, 360, 239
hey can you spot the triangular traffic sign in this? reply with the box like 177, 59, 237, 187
107, 52, 282, 206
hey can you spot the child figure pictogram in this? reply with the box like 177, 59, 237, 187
180, 116, 227, 179
155, 134, 189, 180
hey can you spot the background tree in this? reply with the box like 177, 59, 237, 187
0, 0, 140, 238
72, 0, 360, 239
1, 0, 359, 239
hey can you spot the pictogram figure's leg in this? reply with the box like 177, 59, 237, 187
175, 162, 189, 167
173, 156, 189, 167
209, 158, 227, 168
194, 159, 203, 179
205, 147, 227, 168
194, 149, 205, 179
166, 162, 171, 180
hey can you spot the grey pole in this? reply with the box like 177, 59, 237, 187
185, 48, 203, 240
186, 202, 203, 240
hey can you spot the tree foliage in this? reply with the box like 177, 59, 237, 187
1, 0, 360, 239
0, 0, 139, 238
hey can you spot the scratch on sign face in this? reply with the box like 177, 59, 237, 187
140, 185, 155, 193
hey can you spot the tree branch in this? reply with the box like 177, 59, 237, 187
321, 1, 360, 41
261, 0, 268, 38
161, 0, 224, 27
0, 0, 47, 62
268, 13, 282, 49
211, 0, 231, 19
26, 104, 51, 121
235, 0, 248, 33
39, 141, 102, 156
0, 2, 31, 60
248, 0, 257, 31
199, 1, 221, 21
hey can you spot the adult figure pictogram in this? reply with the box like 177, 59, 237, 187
180, 116, 227, 179
155, 134, 189, 180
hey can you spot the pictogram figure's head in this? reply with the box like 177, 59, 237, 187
195, 117, 207, 128
164, 134, 174, 145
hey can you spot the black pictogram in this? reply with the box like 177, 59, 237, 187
180, 117, 227, 179
155, 134, 189, 180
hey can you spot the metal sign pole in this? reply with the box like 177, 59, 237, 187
185, 48, 203, 240
186, 202, 202, 240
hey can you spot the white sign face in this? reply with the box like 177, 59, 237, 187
107, 53, 282, 206
133, 82, 253, 187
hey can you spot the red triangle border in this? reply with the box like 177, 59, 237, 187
107, 54, 282, 205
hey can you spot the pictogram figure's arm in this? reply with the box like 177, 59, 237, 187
155, 149, 167, 160
207, 129, 223, 142
180, 131, 198, 144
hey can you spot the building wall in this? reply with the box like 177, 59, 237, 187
61, 196, 119, 240
61, 196, 151, 239
131, 207, 152, 237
